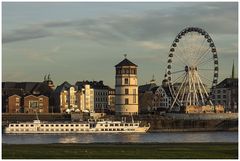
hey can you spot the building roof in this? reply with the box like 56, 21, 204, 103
2, 82, 53, 97
139, 83, 157, 93
54, 81, 72, 93
216, 78, 238, 88
115, 58, 138, 67
75, 80, 109, 90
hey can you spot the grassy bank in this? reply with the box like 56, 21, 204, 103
2, 143, 238, 159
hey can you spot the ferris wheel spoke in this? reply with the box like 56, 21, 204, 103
197, 57, 214, 67
170, 74, 187, 110
194, 48, 212, 66
171, 72, 186, 84
171, 69, 185, 74
175, 46, 190, 66
195, 38, 207, 63
198, 68, 213, 71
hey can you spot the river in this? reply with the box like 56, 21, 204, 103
2, 131, 238, 144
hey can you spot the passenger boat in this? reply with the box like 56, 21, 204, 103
5, 118, 150, 134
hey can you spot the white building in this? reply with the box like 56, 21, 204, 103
115, 56, 138, 115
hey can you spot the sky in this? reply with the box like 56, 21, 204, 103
2, 2, 238, 88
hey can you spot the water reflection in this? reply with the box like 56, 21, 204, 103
2, 132, 238, 144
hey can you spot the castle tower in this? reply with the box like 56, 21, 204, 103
115, 55, 138, 115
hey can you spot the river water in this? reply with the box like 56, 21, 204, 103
2, 131, 238, 144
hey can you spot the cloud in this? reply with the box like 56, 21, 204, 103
138, 41, 167, 50
3, 2, 237, 46
3, 27, 50, 43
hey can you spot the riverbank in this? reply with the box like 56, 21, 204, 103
2, 143, 238, 159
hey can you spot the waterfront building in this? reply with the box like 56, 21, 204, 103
115, 55, 138, 115
138, 76, 172, 113
2, 78, 54, 113
138, 76, 157, 113
7, 95, 21, 113
211, 78, 238, 112
211, 62, 238, 112
107, 87, 115, 113
76, 80, 108, 113
24, 95, 49, 113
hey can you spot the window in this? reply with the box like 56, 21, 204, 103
125, 98, 129, 105
125, 88, 129, 94
39, 98, 43, 102
124, 78, 128, 85
16, 97, 20, 102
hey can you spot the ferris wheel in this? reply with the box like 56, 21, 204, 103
165, 27, 218, 111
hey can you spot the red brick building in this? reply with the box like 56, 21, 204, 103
7, 95, 21, 113
24, 95, 49, 113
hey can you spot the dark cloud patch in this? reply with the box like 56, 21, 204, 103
3, 27, 50, 43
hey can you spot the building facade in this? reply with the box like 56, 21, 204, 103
2, 79, 54, 113
115, 56, 138, 115
211, 78, 238, 112
7, 95, 21, 113
24, 95, 49, 113
76, 80, 108, 113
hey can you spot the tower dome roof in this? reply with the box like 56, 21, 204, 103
115, 58, 138, 67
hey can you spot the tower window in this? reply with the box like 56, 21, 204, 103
125, 88, 129, 94
124, 78, 129, 85
125, 98, 129, 105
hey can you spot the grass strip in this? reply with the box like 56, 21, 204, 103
2, 142, 238, 159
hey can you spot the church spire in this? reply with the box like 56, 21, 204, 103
232, 60, 235, 79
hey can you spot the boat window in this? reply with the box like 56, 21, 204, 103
66, 129, 69, 131
85, 124, 89, 127
21, 125, 24, 127
115, 124, 119, 126
31, 125, 34, 127
100, 124, 103, 126
120, 124, 123, 126
66, 125, 69, 127
71, 124, 74, 127
109, 129, 112, 131
26, 125, 28, 127
51, 124, 54, 127
15, 125, 19, 127
105, 129, 108, 131
113, 129, 116, 131
71, 129, 74, 131
61, 129, 64, 131
51, 129, 54, 131
10, 124, 14, 127
46, 129, 49, 131
61, 125, 64, 127
41, 125, 44, 127
56, 125, 59, 127
26, 129, 29, 131
56, 129, 59, 131
16, 129, 19, 131
75, 124, 79, 127
134, 124, 138, 126
76, 129, 79, 131
81, 125, 84, 127
81, 129, 84, 131
110, 124, 114, 126
46, 125, 49, 127
130, 124, 133, 126
105, 125, 108, 127
125, 124, 128, 126
101, 129, 104, 131
121, 129, 124, 131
